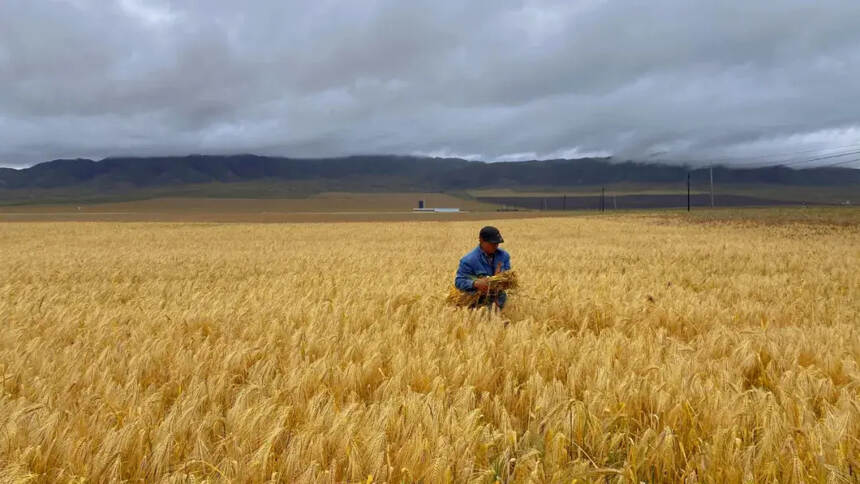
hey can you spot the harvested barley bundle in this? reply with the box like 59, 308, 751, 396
446, 286, 481, 307
487, 270, 519, 290
446, 270, 519, 307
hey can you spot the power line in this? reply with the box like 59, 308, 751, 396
810, 157, 860, 168
780, 156, 860, 169
778, 149, 860, 167
704, 143, 860, 163
720, 148, 860, 168
687, 148, 860, 169
660, 143, 860, 167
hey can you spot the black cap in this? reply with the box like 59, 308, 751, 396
479, 226, 504, 243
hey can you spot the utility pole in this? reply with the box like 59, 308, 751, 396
687, 172, 691, 212
601, 186, 605, 212
709, 165, 715, 207
562, 194, 567, 211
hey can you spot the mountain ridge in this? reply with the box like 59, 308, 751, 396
1, 155, 858, 201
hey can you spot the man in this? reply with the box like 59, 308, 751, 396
454, 226, 511, 309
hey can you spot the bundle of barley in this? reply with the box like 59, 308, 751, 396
446, 270, 519, 307
487, 270, 519, 291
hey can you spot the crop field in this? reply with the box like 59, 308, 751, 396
475, 194, 797, 211
0, 194, 502, 223
0, 209, 858, 482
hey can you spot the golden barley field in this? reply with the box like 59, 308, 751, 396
1, 210, 858, 483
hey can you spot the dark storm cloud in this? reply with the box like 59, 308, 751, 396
1, 0, 860, 167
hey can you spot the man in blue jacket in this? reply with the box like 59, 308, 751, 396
454, 226, 512, 309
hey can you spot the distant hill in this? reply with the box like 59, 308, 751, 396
1, 154, 858, 203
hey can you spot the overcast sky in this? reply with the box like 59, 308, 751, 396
2, 0, 860, 168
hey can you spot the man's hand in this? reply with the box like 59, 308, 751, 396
473, 277, 490, 293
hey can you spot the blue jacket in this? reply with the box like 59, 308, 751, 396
454, 246, 512, 292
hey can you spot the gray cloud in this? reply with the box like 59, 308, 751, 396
1, 0, 860, 167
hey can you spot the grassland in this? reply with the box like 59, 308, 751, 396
0, 209, 858, 482
0, 193, 496, 213
0, 194, 505, 223
468, 183, 859, 205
